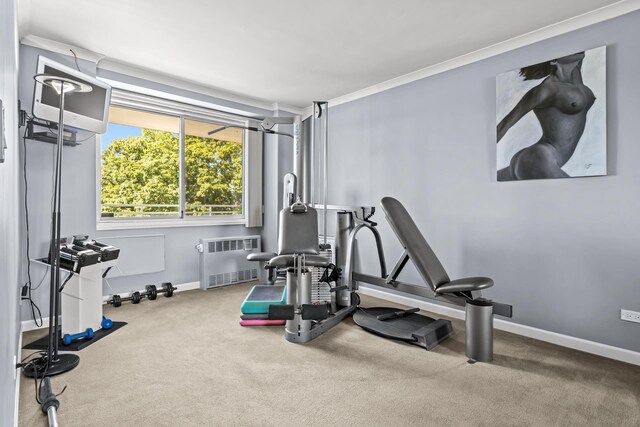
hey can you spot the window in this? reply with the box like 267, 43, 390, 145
97, 90, 262, 229
101, 107, 181, 218
184, 118, 243, 217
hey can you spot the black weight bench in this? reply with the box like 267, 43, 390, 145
349, 197, 513, 361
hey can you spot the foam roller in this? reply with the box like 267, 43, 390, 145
268, 304, 295, 320
301, 304, 330, 320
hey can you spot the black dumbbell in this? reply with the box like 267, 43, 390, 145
159, 282, 175, 297
146, 282, 175, 299
144, 285, 158, 300
107, 291, 142, 308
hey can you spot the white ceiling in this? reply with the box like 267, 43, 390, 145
17, 0, 629, 108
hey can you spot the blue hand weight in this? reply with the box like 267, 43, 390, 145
101, 316, 113, 330
63, 328, 94, 345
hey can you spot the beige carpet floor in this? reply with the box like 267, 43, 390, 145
19, 283, 640, 426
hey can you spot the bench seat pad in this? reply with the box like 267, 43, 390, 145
435, 277, 493, 294
247, 252, 277, 262
268, 254, 331, 268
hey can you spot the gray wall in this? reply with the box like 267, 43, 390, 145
0, 0, 22, 423
327, 10, 640, 352
18, 45, 278, 321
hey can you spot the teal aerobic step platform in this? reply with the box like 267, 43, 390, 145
241, 285, 287, 314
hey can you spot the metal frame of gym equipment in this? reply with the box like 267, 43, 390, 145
266, 102, 359, 343
246, 102, 360, 343
335, 198, 513, 362
237, 103, 309, 284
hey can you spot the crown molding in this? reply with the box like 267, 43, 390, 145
21, 34, 105, 63
328, 0, 640, 108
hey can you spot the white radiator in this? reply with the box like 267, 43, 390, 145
197, 235, 261, 289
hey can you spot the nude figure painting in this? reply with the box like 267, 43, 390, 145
496, 46, 606, 181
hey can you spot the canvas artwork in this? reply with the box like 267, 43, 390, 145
496, 46, 606, 181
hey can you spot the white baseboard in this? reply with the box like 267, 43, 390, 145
175, 281, 200, 292
102, 282, 200, 304
100, 281, 200, 303
21, 282, 201, 332
21, 316, 54, 333
358, 286, 640, 366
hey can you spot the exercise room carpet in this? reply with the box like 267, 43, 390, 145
19, 284, 640, 426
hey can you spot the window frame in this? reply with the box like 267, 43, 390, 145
96, 89, 262, 230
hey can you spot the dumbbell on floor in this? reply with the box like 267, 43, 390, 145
107, 291, 142, 307
107, 283, 176, 307
144, 282, 175, 300
155, 282, 176, 298
63, 328, 94, 345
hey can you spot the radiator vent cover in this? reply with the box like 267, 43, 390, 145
199, 235, 261, 290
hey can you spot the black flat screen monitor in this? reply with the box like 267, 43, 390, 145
33, 55, 111, 134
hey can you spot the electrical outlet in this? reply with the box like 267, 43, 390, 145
621, 309, 640, 324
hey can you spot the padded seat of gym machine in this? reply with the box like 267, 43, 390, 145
435, 276, 494, 294
247, 252, 277, 262
268, 254, 331, 268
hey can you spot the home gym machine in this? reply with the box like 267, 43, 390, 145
336, 197, 513, 362
241, 103, 359, 342
266, 199, 358, 342
241, 100, 511, 360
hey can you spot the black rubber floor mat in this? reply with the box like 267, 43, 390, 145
23, 321, 127, 351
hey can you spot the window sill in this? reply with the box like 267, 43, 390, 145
96, 217, 247, 231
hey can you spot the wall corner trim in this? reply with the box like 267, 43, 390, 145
272, 102, 304, 115
328, 0, 640, 108
301, 105, 314, 121
358, 286, 640, 367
